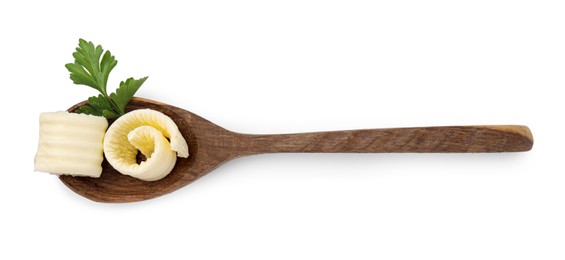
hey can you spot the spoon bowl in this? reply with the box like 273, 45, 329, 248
60, 97, 533, 203
61, 98, 232, 202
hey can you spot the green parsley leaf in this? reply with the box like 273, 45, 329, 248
65, 39, 117, 95
110, 77, 148, 115
76, 105, 101, 116
75, 95, 119, 119
65, 39, 147, 119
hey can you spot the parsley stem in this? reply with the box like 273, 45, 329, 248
103, 93, 122, 116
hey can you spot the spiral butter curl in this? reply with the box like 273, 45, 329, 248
103, 109, 189, 181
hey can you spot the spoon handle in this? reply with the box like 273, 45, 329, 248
238, 125, 533, 154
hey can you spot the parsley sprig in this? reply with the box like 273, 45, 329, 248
65, 39, 147, 119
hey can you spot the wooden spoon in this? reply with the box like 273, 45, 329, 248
60, 97, 533, 203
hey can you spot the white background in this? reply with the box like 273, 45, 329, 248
1, 1, 563, 259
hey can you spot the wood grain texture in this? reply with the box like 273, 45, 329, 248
237, 126, 533, 154
59, 98, 533, 203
